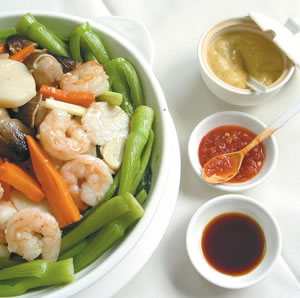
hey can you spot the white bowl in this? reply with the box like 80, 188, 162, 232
0, 11, 180, 297
188, 111, 278, 192
186, 194, 282, 289
198, 16, 295, 106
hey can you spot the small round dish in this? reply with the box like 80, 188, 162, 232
186, 194, 282, 289
188, 111, 278, 192
198, 16, 295, 106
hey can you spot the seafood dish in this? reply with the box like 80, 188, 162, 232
0, 13, 154, 296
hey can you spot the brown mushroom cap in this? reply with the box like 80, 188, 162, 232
10, 93, 43, 128
25, 52, 64, 88
6, 35, 37, 55
0, 119, 35, 162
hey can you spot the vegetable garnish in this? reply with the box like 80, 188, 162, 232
105, 57, 144, 116
26, 136, 80, 228
70, 22, 110, 64
45, 98, 87, 117
9, 44, 36, 62
0, 160, 44, 203
60, 195, 130, 253
40, 85, 95, 107
0, 258, 74, 296
73, 192, 144, 272
0, 43, 6, 54
118, 105, 154, 195
15, 13, 70, 57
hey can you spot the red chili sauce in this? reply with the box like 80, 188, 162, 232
198, 125, 265, 183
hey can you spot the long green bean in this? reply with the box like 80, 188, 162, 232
136, 189, 148, 205
0, 258, 24, 269
118, 105, 154, 195
61, 195, 129, 253
0, 258, 74, 296
0, 29, 16, 42
132, 129, 154, 194
58, 239, 89, 261
71, 22, 110, 64
73, 193, 144, 272
105, 58, 144, 116
15, 13, 69, 57
0, 260, 47, 280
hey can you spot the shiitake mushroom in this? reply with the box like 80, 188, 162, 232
0, 119, 35, 162
6, 35, 37, 54
9, 93, 43, 128
53, 55, 80, 73
25, 52, 64, 88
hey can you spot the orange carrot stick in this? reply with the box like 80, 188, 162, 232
0, 43, 6, 54
9, 44, 36, 62
26, 135, 80, 228
40, 85, 95, 107
1, 182, 11, 201
0, 161, 44, 203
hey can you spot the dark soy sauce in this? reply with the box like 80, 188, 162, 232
201, 212, 266, 276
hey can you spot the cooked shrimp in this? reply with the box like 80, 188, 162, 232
82, 102, 130, 146
38, 109, 90, 160
60, 154, 113, 207
60, 61, 109, 96
5, 208, 61, 262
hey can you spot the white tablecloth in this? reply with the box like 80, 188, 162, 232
2, 0, 300, 297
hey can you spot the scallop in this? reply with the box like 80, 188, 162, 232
82, 102, 130, 146
101, 137, 127, 171
0, 59, 36, 108
9, 188, 51, 214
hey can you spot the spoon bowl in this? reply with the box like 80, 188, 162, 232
202, 152, 243, 184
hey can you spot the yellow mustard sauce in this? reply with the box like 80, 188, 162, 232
207, 30, 284, 89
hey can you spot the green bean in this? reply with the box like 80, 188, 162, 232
69, 31, 82, 62
136, 189, 148, 205
61, 195, 129, 253
118, 105, 154, 195
73, 193, 144, 272
0, 258, 74, 296
15, 13, 69, 57
136, 163, 152, 194
0, 260, 47, 280
104, 58, 144, 116
0, 29, 16, 42
58, 239, 88, 261
71, 22, 110, 64
96, 91, 123, 106
0, 258, 24, 269
118, 58, 144, 108
132, 129, 154, 194
81, 38, 97, 61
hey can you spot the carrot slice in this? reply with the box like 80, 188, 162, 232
26, 135, 80, 228
0, 161, 44, 203
0, 43, 6, 54
9, 44, 36, 62
1, 182, 11, 201
40, 85, 95, 107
